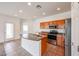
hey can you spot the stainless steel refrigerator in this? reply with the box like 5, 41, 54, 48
65, 18, 71, 56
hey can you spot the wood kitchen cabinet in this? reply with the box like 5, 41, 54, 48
40, 19, 65, 29
40, 22, 49, 29
47, 43, 65, 56
41, 37, 47, 55
45, 35, 65, 56
40, 23, 45, 29
57, 34, 65, 47
41, 32, 48, 56
41, 34, 65, 56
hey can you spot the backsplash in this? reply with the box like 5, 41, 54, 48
39, 29, 65, 33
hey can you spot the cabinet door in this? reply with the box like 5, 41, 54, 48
57, 35, 64, 47
41, 37, 47, 55
40, 23, 45, 29
57, 35, 62, 46
61, 35, 65, 47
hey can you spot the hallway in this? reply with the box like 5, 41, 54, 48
0, 39, 32, 56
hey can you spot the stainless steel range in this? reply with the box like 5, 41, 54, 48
48, 30, 58, 45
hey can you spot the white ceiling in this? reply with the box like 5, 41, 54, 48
0, 2, 71, 20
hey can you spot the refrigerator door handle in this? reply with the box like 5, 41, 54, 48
71, 42, 74, 46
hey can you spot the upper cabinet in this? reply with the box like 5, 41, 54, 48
40, 19, 65, 29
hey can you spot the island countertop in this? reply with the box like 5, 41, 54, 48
22, 33, 42, 41
22, 32, 65, 41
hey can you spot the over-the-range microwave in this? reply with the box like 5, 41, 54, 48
49, 24, 57, 29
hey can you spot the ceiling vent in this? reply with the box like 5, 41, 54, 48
36, 5, 42, 9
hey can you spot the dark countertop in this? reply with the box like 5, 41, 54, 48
48, 33, 65, 36
22, 33, 42, 41
22, 32, 65, 41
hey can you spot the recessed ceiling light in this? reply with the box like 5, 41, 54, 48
56, 8, 61, 11
43, 12, 46, 15
27, 2, 31, 6
19, 10, 23, 13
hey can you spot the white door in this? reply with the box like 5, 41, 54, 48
5, 23, 14, 41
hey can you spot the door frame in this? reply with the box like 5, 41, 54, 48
22, 23, 28, 34
4, 22, 15, 42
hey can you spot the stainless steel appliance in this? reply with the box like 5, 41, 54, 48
49, 24, 57, 29
65, 18, 71, 56
48, 30, 58, 45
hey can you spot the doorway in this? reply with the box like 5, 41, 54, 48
22, 24, 28, 39
5, 23, 14, 42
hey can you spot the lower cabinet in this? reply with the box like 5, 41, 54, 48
57, 34, 65, 47
41, 37, 47, 56
47, 43, 65, 56
41, 34, 65, 56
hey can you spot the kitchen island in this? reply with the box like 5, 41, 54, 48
21, 33, 41, 56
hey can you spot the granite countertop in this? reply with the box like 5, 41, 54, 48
22, 32, 65, 41
22, 33, 42, 41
